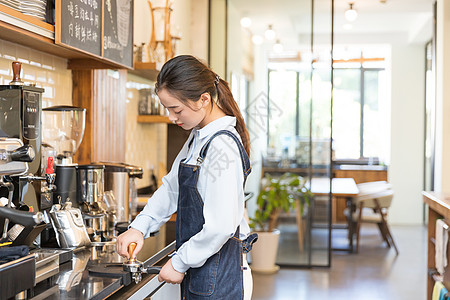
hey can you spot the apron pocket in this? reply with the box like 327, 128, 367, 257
189, 252, 220, 296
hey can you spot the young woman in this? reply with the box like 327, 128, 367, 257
116, 55, 257, 299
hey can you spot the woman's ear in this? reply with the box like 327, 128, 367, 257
200, 93, 211, 108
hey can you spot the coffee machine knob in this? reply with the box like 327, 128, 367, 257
10, 145, 35, 162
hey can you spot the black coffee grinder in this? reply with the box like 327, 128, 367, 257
0, 61, 44, 211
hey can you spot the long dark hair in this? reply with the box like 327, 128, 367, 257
155, 55, 250, 157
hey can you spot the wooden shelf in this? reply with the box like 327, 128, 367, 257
128, 62, 159, 81
0, 4, 129, 70
137, 115, 171, 124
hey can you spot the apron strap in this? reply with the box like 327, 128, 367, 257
197, 130, 251, 182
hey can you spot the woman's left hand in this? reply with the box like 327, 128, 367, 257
158, 258, 185, 284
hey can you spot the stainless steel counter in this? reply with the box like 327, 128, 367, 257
27, 234, 178, 300
30, 245, 123, 299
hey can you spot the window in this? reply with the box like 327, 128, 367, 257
333, 65, 387, 162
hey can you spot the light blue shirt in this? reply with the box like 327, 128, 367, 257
130, 116, 250, 273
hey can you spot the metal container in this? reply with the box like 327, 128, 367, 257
99, 162, 143, 224
77, 164, 105, 205
49, 201, 91, 248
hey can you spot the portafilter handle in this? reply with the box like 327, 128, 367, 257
123, 242, 144, 284
0, 206, 49, 227
0, 145, 35, 163
128, 242, 137, 262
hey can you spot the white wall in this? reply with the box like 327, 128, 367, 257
336, 33, 426, 225
389, 43, 425, 224
434, 0, 450, 193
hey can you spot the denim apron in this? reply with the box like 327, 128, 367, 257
176, 130, 256, 300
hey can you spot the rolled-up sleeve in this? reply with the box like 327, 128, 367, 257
130, 132, 193, 238
171, 135, 244, 273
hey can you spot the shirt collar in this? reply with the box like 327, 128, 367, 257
194, 116, 237, 140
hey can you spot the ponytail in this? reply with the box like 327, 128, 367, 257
156, 55, 251, 158
215, 79, 251, 158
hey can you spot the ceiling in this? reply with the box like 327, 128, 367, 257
228, 0, 434, 48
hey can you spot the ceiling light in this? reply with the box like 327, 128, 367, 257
273, 40, 283, 53
345, 3, 358, 22
252, 35, 263, 45
265, 24, 276, 41
240, 17, 252, 28
343, 23, 353, 30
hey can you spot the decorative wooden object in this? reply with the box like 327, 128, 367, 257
146, 0, 175, 64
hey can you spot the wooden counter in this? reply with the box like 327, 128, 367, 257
423, 191, 450, 300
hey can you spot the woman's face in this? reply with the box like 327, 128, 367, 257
157, 88, 208, 130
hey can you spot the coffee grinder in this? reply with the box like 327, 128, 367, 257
41, 106, 86, 206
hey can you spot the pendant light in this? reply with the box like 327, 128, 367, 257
240, 17, 252, 28
345, 3, 358, 22
265, 24, 276, 41
273, 39, 283, 53
252, 35, 263, 45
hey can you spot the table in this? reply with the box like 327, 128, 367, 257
307, 177, 359, 252
309, 177, 359, 196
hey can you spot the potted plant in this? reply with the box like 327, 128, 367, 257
249, 172, 313, 273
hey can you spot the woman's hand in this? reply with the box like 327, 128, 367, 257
116, 228, 144, 259
158, 258, 185, 284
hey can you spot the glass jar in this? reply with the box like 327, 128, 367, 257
138, 89, 150, 115
150, 89, 160, 115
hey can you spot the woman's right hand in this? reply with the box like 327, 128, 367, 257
116, 228, 144, 259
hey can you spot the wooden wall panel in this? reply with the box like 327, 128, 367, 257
73, 69, 93, 165
73, 69, 127, 164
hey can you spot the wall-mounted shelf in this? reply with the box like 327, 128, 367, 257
128, 62, 159, 81
0, 3, 128, 70
137, 115, 171, 124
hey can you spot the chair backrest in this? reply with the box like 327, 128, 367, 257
354, 181, 393, 209
354, 189, 394, 209
356, 181, 392, 194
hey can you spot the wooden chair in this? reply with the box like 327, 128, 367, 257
346, 181, 399, 255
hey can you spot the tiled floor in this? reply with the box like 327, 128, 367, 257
251, 224, 427, 300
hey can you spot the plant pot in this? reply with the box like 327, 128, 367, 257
249, 229, 280, 274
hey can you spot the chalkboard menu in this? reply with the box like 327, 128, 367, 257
56, 0, 102, 57
103, 0, 133, 68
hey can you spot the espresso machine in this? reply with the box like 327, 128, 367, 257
0, 62, 46, 212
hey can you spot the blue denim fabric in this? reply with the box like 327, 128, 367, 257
176, 130, 253, 299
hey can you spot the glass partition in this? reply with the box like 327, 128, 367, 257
222, 0, 333, 267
